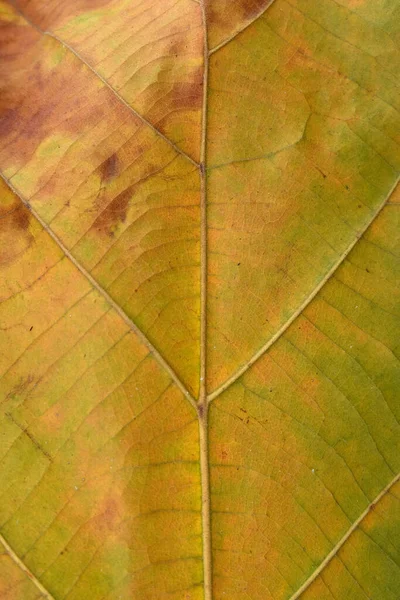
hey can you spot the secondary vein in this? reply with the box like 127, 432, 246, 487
0, 532, 55, 599
209, 0, 278, 55
289, 472, 400, 599
0, 172, 197, 410
208, 176, 400, 403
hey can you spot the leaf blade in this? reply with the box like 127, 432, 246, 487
0, 179, 203, 599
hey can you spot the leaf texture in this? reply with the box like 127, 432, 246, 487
0, 0, 399, 599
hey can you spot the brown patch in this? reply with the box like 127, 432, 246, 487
0, 108, 18, 139
12, 204, 31, 230
91, 496, 121, 538
0, 202, 33, 267
93, 186, 132, 237
240, 0, 272, 22
15, 0, 115, 30
100, 152, 119, 182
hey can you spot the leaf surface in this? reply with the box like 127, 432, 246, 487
0, 0, 399, 599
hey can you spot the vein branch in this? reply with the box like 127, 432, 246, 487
208, 176, 400, 403
209, 0, 277, 55
0, 532, 55, 599
288, 472, 400, 599
0, 172, 197, 409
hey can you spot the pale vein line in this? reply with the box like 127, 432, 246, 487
289, 471, 400, 600
0, 172, 197, 409
198, 400, 213, 600
198, 2, 213, 599
199, 2, 209, 399
208, 176, 400, 402
209, 0, 277, 55
0, 532, 55, 599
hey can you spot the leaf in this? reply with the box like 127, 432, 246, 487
0, 0, 399, 599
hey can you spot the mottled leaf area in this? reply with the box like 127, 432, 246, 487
0, 0, 399, 599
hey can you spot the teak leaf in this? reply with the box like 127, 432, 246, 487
0, 0, 399, 599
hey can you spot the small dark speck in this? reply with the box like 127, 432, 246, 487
366, 268, 370, 273
29, 326, 33, 331
237, 262, 241, 266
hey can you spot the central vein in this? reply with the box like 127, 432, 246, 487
198, 1, 213, 599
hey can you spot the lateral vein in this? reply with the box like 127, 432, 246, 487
208, 177, 400, 403
0, 532, 55, 599
288, 472, 400, 599
0, 172, 197, 409
209, 0, 277, 55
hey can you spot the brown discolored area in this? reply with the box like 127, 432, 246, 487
14, 0, 116, 30
0, 7, 41, 142
92, 186, 132, 238
0, 182, 33, 267
155, 65, 204, 127
13, 0, 204, 160
0, 38, 119, 177
0, 2, 202, 395
99, 152, 119, 182
11, 203, 30, 231
0, 5, 39, 59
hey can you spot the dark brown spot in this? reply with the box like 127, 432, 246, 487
315, 166, 327, 178
93, 186, 132, 237
13, 205, 30, 231
100, 153, 119, 182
